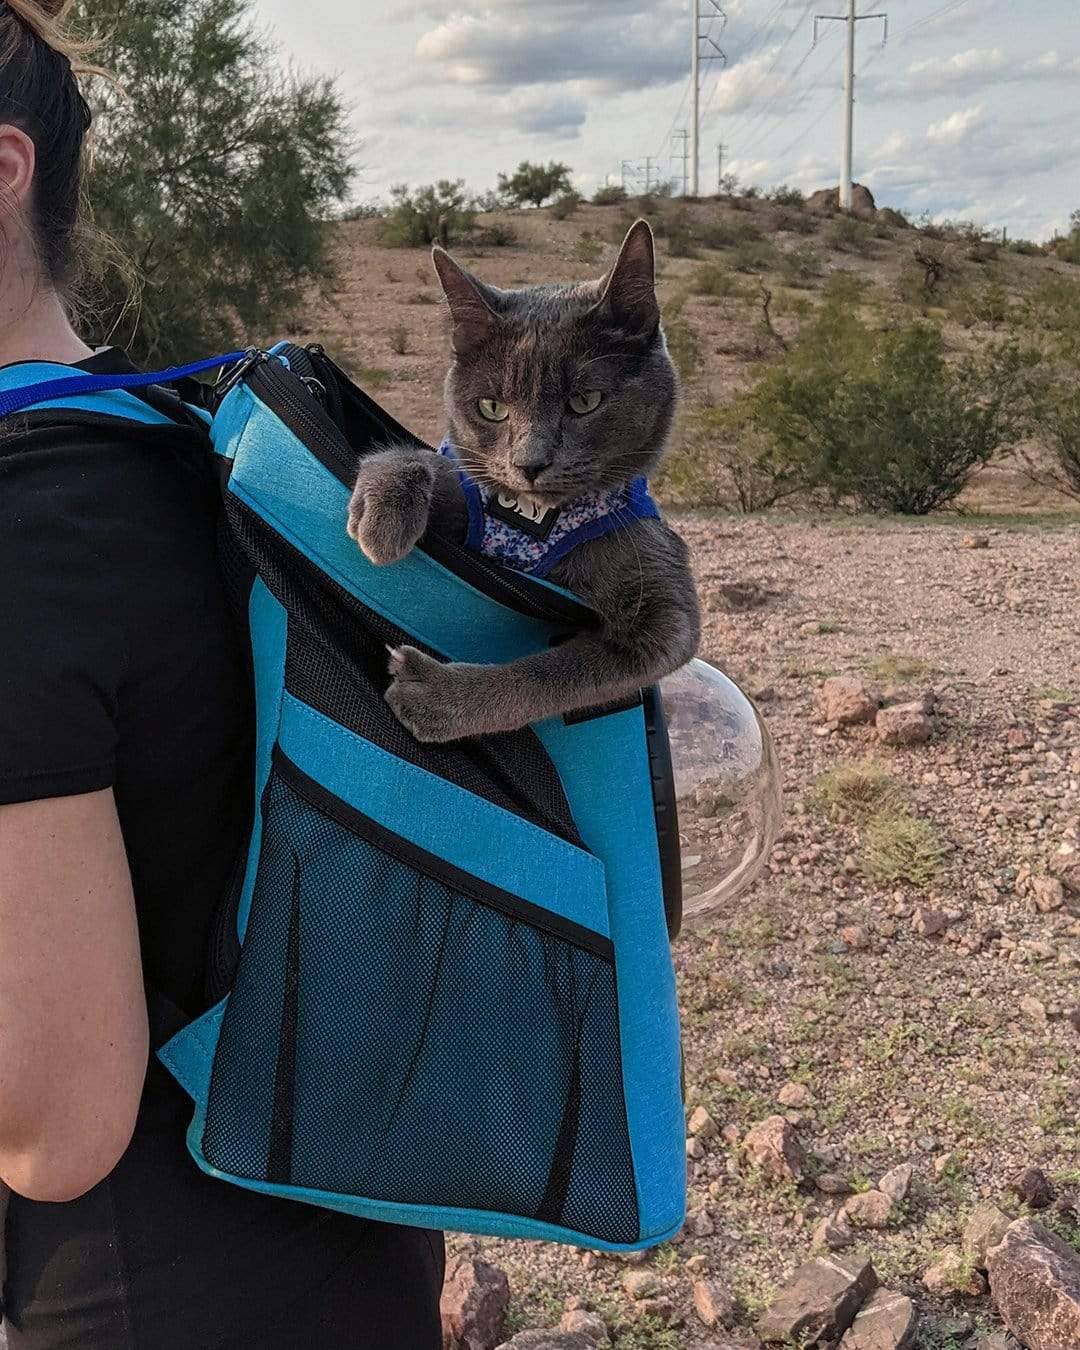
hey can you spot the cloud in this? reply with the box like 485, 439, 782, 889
927, 103, 985, 144
874, 45, 1080, 100
413, 0, 687, 94
509, 92, 588, 138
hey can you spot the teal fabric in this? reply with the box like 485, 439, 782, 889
276, 693, 609, 938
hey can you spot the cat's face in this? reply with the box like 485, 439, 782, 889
433, 221, 677, 507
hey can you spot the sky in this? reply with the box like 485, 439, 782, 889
252, 0, 1080, 241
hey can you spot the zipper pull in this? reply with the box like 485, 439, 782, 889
214, 348, 265, 402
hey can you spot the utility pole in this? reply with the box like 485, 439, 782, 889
815, 0, 887, 211
672, 130, 690, 197
691, 0, 727, 198
717, 142, 725, 194
644, 156, 656, 192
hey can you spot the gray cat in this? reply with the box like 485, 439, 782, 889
347, 219, 700, 743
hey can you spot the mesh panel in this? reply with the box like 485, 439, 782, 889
226, 496, 586, 849
203, 768, 639, 1246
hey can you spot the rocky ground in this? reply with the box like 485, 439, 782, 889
444, 514, 1080, 1350
299, 202, 1080, 1349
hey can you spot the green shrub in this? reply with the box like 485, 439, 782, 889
661, 294, 702, 384
473, 222, 517, 247
825, 215, 876, 256
772, 205, 819, 236
768, 184, 805, 207
730, 239, 780, 273
574, 231, 604, 265
380, 180, 475, 248
696, 217, 763, 249
592, 183, 628, 206
947, 278, 1010, 328
691, 263, 745, 298
665, 209, 699, 258
779, 245, 823, 287
550, 190, 582, 220
497, 160, 572, 208
657, 402, 806, 511
748, 302, 1031, 513
1021, 378, 1080, 500
1007, 237, 1043, 256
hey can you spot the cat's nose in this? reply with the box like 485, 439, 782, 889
521, 463, 545, 484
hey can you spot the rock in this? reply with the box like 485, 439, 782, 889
757, 1253, 878, 1344
558, 1310, 608, 1345
442, 1258, 511, 1350
686, 1207, 716, 1238
743, 1116, 808, 1182
689, 1106, 719, 1140
841, 924, 872, 950
962, 533, 991, 549
1032, 877, 1066, 913
923, 1248, 986, 1297
987, 1218, 1080, 1350
778, 1081, 811, 1109
1014, 1167, 1054, 1210
693, 1279, 738, 1329
817, 1172, 852, 1195
816, 676, 877, 726
878, 1164, 914, 1205
976, 1335, 1021, 1350
876, 206, 910, 230
813, 1214, 856, 1251
963, 1202, 1012, 1269
841, 1288, 918, 1349
1020, 995, 1048, 1026
495, 1334, 594, 1350
632, 1297, 677, 1324
843, 1190, 894, 1230
622, 1271, 659, 1301
934, 1315, 974, 1341
715, 581, 769, 610
876, 702, 933, 746
913, 907, 950, 938
807, 183, 876, 218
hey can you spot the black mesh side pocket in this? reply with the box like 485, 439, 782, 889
201, 752, 640, 1246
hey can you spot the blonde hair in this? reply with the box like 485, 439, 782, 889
1, 0, 103, 76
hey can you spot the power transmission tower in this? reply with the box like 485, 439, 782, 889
672, 130, 690, 197
815, 0, 887, 211
691, 0, 727, 198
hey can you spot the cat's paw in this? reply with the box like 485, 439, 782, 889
385, 646, 472, 743
347, 459, 434, 565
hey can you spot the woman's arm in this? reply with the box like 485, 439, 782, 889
0, 790, 148, 1202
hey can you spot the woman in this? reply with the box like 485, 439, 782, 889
0, 3, 445, 1346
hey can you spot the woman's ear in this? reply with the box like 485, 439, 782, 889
0, 124, 37, 211
432, 247, 500, 356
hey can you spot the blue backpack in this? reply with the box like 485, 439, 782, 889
0, 343, 686, 1252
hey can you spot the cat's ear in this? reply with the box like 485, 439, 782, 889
596, 219, 660, 340
432, 247, 499, 355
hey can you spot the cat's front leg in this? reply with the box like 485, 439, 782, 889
347, 448, 438, 565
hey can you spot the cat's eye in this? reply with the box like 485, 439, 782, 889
478, 398, 510, 423
568, 390, 603, 416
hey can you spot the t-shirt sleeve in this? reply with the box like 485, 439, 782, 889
0, 432, 130, 804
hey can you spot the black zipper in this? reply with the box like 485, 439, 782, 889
245, 354, 594, 629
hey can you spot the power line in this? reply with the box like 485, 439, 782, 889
815, 0, 889, 210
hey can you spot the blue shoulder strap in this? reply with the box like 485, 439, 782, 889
0, 350, 247, 420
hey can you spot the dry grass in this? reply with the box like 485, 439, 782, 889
810, 758, 905, 822
861, 811, 946, 887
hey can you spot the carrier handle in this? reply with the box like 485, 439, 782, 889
0, 350, 249, 419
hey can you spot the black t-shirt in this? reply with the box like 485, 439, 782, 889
0, 349, 252, 1015
0, 350, 444, 1349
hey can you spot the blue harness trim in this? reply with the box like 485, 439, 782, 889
439, 440, 661, 578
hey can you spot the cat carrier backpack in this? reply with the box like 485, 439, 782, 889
0, 344, 686, 1251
